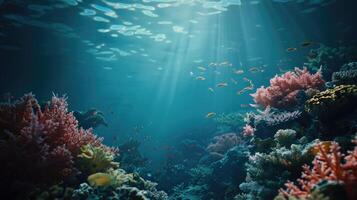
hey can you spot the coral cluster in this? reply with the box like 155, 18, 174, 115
251, 67, 325, 109
279, 139, 357, 200
0, 94, 112, 198
305, 84, 357, 121
206, 133, 240, 155
244, 107, 303, 138
213, 112, 245, 132
306, 45, 357, 80
332, 62, 357, 85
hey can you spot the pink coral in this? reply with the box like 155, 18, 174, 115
243, 124, 255, 137
0, 94, 113, 190
251, 67, 325, 108
206, 133, 240, 154
279, 139, 357, 199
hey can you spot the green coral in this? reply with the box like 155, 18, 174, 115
305, 85, 357, 121
77, 144, 119, 175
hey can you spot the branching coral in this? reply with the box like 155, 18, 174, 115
0, 94, 114, 198
251, 67, 325, 109
244, 107, 302, 138
305, 84, 357, 121
279, 139, 357, 200
206, 133, 240, 155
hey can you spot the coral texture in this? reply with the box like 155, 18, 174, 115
206, 133, 240, 155
0, 94, 112, 198
305, 84, 357, 121
279, 139, 357, 200
332, 62, 357, 85
251, 67, 325, 109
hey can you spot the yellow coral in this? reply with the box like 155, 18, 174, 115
305, 85, 357, 118
77, 144, 119, 175
87, 172, 112, 187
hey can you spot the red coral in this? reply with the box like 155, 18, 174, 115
0, 94, 110, 192
206, 133, 240, 155
280, 139, 357, 199
251, 67, 325, 108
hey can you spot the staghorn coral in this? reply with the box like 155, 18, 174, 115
244, 107, 303, 138
0, 94, 113, 199
243, 124, 255, 137
77, 144, 119, 175
206, 133, 240, 155
332, 62, 357, 86
305, 85, 357, 121
279, 138, 357, 200
251, 67, 325, 109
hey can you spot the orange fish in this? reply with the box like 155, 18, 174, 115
216, 82, 228, 87
286, 47, 297, 52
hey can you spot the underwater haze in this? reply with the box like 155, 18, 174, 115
0, 0, 357, 200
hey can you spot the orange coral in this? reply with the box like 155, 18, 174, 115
280, 138, 357, 199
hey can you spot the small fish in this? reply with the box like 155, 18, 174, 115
286, 47, 297, 52
301, 40, 314, 47
208, 62, 218, 67
197, 66, 207, 71
248, 67, 261, 73
205, 112, 216, 118
196, 76, 206, 80
307, 52, 318, 59
231, 78, 238, 85
216, 82, 228, 87
233, 69, 244, 74
208, 87, 215, 93
240, 104, 250, 108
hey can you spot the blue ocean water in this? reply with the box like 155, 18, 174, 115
0, 0, 356, 199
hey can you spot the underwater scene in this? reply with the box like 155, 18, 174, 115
1, 0, 357, 199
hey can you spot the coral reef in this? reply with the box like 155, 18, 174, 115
305, 85, 357, 121
239, 143, 314, 200
279, 139, 357, 200
332, 62, 357, 85
213, 112, 245, 132
73, 172, 168, 200
244, 107, 303, 138
0, 94, 113, 199
274, 129, 297, 148
305, 45, 357, 80
206, 133, 240, 155
117, 139, 148, 173
73, 108, 108, 129
251, 67, 325, 109
77, 144, 119, 175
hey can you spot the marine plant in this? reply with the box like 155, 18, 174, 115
279, 139, 357, 200
251, 67, 325, 109
0, 94, 114, 198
